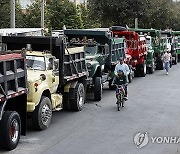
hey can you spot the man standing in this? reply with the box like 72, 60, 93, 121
163, 49, 172, 75
114, 57, 130, 98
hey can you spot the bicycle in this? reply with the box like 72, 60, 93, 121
113, 84, 125, 111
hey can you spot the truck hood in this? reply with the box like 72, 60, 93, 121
27, 70, 43, 82
86, 55, 96, 61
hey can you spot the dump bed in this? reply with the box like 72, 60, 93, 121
1, 36, 88, 85
111, 29, 147, 58
64, 29, 126, 66
64, 46, 87, 81
0, 53, 27, 102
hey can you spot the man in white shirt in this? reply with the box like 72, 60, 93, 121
114, 57, 130, 99
163, 50, 172, 75
114, 57, 130, 80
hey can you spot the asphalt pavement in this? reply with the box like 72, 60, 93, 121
1, 64, 180, 154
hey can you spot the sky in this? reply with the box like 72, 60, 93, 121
19, 0, 86, 8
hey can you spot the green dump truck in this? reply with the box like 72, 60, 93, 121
128, 28, 167, 70
172, 31, 180, 62
64, 29, 130, 101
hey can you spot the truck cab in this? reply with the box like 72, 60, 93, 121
144, 35, 156, 73
26, 51, 61, 113
85, 43, 109, 77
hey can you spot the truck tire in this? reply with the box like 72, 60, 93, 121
32, 96, 52, 130
149, 59, 155, 74
108, 79, 115, 90
128, 66, 133, 83
62, 94, 70, 111
0, 111, 21, 150
69, 83, 85, 111
94, 77, 102, 101
174, 54, 178, 65
140, 60, 146, 77
157, 60, 164, 70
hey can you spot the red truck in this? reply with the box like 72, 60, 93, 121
110, 26, 147, 77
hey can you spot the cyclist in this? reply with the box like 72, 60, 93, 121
112, 70, 128, 106
114, 57, 130, 99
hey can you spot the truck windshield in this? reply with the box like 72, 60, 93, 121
146, 38, 151, 46
84, 45, 104, 54
84, 46, 97, 54
26, 56, 46, 71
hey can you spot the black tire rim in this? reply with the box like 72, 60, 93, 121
9, 119, 19, 143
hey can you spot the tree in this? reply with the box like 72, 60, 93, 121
0, 0, 10, 28
47, 0, 83, 30
77, 4, 100, 28
21, 0, 42, 28
88, 0, 180, 30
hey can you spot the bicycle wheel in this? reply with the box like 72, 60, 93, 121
117, 95, 121, 111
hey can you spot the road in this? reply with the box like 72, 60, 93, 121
1, 64, 180, 154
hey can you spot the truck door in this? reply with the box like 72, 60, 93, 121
47, 57, 59, 93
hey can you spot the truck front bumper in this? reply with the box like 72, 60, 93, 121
27, 101, 36, 112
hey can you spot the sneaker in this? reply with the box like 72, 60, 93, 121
166, 72, 168, 75
124, 97, 128, 101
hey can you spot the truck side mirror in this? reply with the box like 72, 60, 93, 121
48, 58, 54, 70
134, 40, 137, 50
105, 44, 109, 54
54, 59, 59, 71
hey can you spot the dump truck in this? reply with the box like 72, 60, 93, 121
161, 30, 177, 65
0, 42, 27, 150
110, 26, 147, 77
128, 28, 167, 70
64, 28, 131, 100
172, 31, 180, 62
125, 28, 156, 73
2, 36, 88, 131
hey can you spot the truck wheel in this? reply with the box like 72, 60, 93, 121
94, 77, 102, 101
32, 96, 52, 130
174, 54, 178, 65
69, 83, 85, 111
149, 59, 155, 74
0, 111, 21, 150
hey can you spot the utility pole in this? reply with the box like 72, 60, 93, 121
135, 18, 138, 29
10, 0, 15, 28
41, 0, 45, 28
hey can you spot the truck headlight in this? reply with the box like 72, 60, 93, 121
87, 63, 92, 68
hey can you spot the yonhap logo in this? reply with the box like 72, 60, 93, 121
134, 132, 149, 148
134, 132, 180, 149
